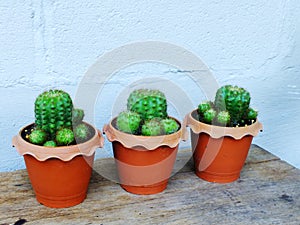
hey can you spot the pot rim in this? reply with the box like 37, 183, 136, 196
103, 116, 184, 150
185, 109, 263, 140
12, 122, 104, 161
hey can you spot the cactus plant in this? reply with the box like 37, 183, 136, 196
214, 85, 251, 126
246, 108, 258, 120
203, 109, 217, 124
127, 89, 167, 120
217, 111, 230, 126
116, 89, 180, 136
198, 101, 212, 115
197, 85, 257, 127
141, 118, 164, 136
74, 123, 91, 143
161, 118, 180, 135
56, 128, 75, 146
27, 89, 87, 146
116, 111, 142, 134
29, 129, 48, 145
72, 108, 85, 126
34, 90, 73, 139
43, 140, 57, 147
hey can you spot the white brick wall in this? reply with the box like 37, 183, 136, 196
1, 0, 300, 171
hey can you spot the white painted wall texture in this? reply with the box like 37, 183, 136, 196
1, 0, 300, 171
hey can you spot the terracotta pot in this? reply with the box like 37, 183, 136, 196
185, 110, 263, 183
103, 117, 183, 195
12, 122, 104, 208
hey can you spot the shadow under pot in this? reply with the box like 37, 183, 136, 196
103, 117, 183, 195
12, 122, 104, 208
185, 110, 263, 183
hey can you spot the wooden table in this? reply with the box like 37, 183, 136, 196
1, 145, 300, 225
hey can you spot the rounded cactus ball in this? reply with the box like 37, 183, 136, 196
203, 109, 217, 124
29, 129, 48, 145
247, 108, 258, 120
141, 119, 164, 136
116, 111, 142, 134
56, 128, 75, 146
161, 118, 179, 134
43, 140, 57, 147
74, 123, 91, 143
217, 111, 231, 125
198, 102, 212, 115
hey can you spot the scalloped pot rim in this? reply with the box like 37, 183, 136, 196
12, 123, 104, 161
185, 110, 263, 140
103, 117, 184, 151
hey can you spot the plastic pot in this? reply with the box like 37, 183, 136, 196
12, 122, 104, 208
103, 117, 183, 195
185, 110, 263, 183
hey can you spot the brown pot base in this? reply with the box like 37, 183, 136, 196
35, 190, 87, 208
120, 180, 168, 195
24, 154, 94, 208
195, 170, 240, 183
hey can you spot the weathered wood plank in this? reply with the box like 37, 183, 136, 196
0, 145, 299, 225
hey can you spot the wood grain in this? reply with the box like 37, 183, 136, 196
1, 145, 299, 225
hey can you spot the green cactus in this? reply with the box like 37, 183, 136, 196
127, 89, 167, 120
56, 128, 75, 146
141, 118, 164, 136
35, 90, 73, 139
217, 111, 230, 126
203, 109, 217, 124
43, 140, 57, 147
74, 123, 91, 143
197, 85, 258, 127
161, 118, 179, 134
198, 101, 212, 115
246, 108, 258, 120
214, 85, 251, 126
29, 129, 48, 145
72, 108, 84, 125
116, 111, 142, 134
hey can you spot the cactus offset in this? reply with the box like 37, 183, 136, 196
161, 118, 179, 134
72, 108, 84, 126
74, 123, 91, 143
29, 129, 48, 145
56, 128, 75, 146
35, 90, 73, 139
198, 101, 212, 115
217, 111, 230, 126
116, 111, 142, 134
246, 108, 258, 120
203, 109, 217, 124
127, 89, 167, 120
43, 140, 57, 147
141, 118, 164, 136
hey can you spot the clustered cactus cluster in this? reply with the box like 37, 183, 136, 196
27, 90, 91, 147
116, 89, 180, 136
197, 85, 258, 127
